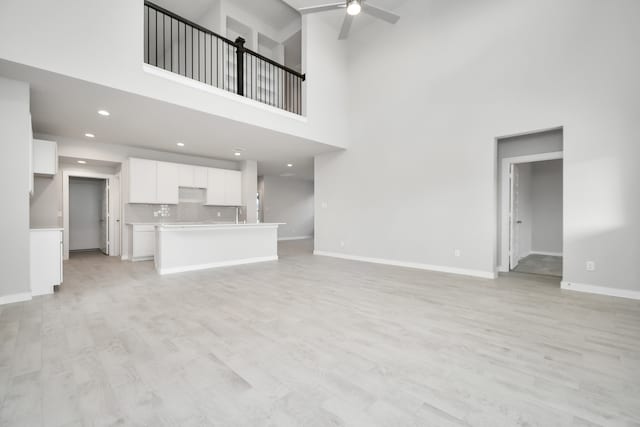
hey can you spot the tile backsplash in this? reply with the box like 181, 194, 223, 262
125, 188, 244, 223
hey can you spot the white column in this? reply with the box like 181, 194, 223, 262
241, 160, 258, 223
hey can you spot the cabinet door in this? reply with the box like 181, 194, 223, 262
178, 164, 195, 188
224, 170, 243, 206
206, 168, 226, 205
32, 139, 58, 176
156, 162, 179, 204
194, 166, 208, 188
133, 231, 155, 258
129, 158, 157, 203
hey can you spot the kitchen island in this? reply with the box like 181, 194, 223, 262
154, 223, 282, 275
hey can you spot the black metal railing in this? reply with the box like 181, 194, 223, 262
144, 1, 305, 115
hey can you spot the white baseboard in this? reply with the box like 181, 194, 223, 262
131, 256, 153, 262
158, 256, 278, 275
497, 264, 509, 273
0, 292, 33, 306
31, 288, 54, 297
314, 251, 496, 279
278, 236, 313, 241
561, 281, 640, 300
531, 251, 563, 257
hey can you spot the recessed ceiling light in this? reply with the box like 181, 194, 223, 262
176, 142, 185, 147
85, 133, 95, 138
287, 163, 293, 168
77, 160, 87, 164
97, 110, 110, 116
234, 152, 242, 156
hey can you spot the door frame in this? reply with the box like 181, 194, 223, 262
63, 170, 121, 260
499, 151, 563, 272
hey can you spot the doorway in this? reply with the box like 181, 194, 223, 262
496, 127, 564, 279
63, 170, 120, 260
69, 177, 108, 255
508, 159, 563, 276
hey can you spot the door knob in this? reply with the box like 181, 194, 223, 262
516, 220, 523, 224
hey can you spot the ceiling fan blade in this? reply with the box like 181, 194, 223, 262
299, 2, 346, 15
361, 3, 400, 24
338, 14, 355, 40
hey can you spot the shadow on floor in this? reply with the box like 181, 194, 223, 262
513, 253, 562, 277
278, 238, 314, 258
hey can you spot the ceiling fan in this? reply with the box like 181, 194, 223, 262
298, 0, 400, 40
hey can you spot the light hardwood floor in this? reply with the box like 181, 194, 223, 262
1, 240, 639, 426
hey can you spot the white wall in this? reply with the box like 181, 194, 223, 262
532, 159, 563, 255
515, 163, 533, 261
69, 178, 104, 251
0, 0, 347, 149
0, 77, 30, 300
316, 0, 640, 291
262, 176, 314, 240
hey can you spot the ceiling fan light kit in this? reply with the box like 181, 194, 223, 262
299, 0, 400, 40
347, 0, 362, 15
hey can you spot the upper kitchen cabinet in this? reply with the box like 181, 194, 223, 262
178, 164, 208, 189
129, 158, 157, 204
32, 139, 58, 176
156, 162, 179, 204
206, 168, 226, 206
129, 158, 179, 204
224, 170, 242, 206
206, 168, 242, 206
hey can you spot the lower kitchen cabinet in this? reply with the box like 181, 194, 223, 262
130, 225, 156, 261
30, 228, 63, 296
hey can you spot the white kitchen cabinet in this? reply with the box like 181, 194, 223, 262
131, 225, 155, 260
206, 168, 226, 205
156, 161, 179, 204
194, 166, 208, 188
224, 170, 242, 206
178, 164, 195, 187
206, 168, 242, 206
30, 229, 63, 296
129, 158, 157, 203
32, 139, 58, 176
178, 165, 208, 189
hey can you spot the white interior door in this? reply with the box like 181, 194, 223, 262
509, 164, 520, 269
100, 180, 109, 255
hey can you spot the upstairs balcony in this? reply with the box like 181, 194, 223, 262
144, 1, 306, 115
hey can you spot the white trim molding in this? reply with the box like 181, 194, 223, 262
158, 256, 278, 275
561, 281, 640, 300
314, 251, 496, 279
278, 236, 313, 241
531, 251, 562, 257
0, 292, 33, 306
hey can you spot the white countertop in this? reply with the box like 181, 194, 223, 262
157, 223, 284, 230
127, 221, 238, 226
30, 227, 63, 232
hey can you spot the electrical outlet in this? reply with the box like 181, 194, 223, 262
340, 240, 345, 248
454, 249, 461, 257
321, 202, 328, 209
586, 261, 596, 272
217, 212, 221, 217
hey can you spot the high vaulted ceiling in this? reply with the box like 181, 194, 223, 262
154, 0, 301, 33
